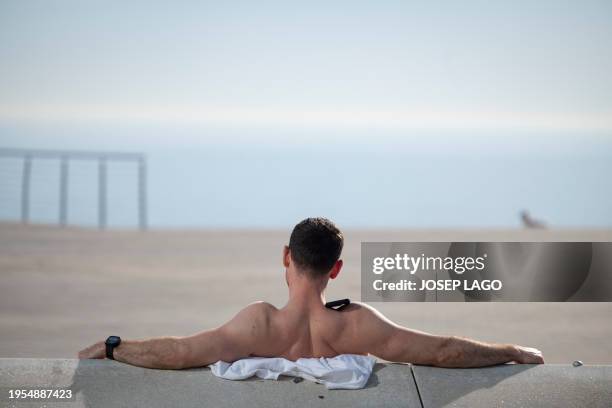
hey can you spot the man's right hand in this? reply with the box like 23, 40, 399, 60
513, 345, 545, 364
78, 341, 105, 359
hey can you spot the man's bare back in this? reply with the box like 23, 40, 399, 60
214, 301, 437, 362
79, 218, 543, 369
214, 301, 381, 362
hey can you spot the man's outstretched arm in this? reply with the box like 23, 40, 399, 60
348, 303, 544, 367
78, 302, 272, 369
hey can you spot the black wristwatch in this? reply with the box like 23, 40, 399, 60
105, 336, 121, 360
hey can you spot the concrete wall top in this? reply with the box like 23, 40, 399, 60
1, 359, 611, 408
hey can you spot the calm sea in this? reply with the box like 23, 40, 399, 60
1, 123, 610, 229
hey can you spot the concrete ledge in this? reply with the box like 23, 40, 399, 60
0, 359, 421, 408
0, 359, 610, 408
413, 364, 612, 408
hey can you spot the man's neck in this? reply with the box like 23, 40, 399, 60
285, 272, 328, 312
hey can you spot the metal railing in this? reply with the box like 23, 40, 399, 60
0, 148, 147, 230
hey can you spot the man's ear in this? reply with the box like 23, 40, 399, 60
283, 245, 290, 268
329, 259, 343, 279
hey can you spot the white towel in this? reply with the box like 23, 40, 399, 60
209, 354, 376, 390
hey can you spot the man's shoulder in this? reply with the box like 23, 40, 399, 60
323, 301, 395, 355
340, 301, 379, 316
237, 301, 278, 322
336, 301, 391, 328
222, 301, 277, 338
244, 301, 278, 312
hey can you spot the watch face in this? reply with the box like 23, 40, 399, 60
105, 336, 121, 346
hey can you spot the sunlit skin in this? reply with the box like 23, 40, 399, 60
79, 246, 544, 369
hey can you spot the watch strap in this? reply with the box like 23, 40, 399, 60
105, 342, 115, 359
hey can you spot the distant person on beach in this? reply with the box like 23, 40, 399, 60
520, 210, 547, 229
79, 217, 544, 368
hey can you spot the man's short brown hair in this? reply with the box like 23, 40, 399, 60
288, 217, 344, 277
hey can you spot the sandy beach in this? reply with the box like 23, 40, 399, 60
1, 222, 611, 363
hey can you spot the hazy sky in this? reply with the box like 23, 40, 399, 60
0, 1, 611, 228
1, 0, 611, 134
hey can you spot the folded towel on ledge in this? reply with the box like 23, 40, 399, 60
209, 354, 376, 390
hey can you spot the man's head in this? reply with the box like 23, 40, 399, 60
284, 217, 344, 280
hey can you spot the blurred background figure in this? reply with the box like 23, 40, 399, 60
520, 210, 547, 229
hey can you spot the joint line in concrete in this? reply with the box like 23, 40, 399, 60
409, 364, 425, 408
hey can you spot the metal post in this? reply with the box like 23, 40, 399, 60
21, 155, 32, 223
59, 156, 69, 226
138, 157, 147, 230
98, 157, 107, 229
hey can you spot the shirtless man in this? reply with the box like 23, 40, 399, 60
78, 217, 544, 368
